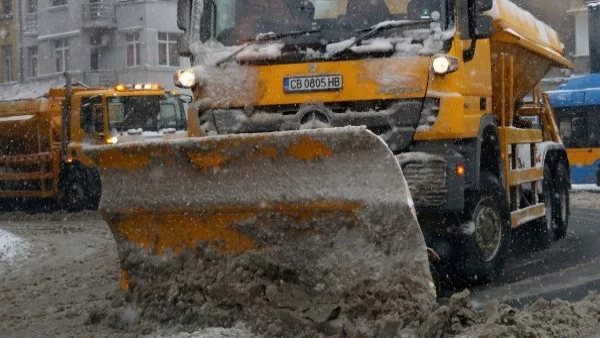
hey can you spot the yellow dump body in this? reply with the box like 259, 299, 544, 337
486, 0, 572, 229
0, 87, 92, 199
489, 0, 573, 114
0, 94, 61, 198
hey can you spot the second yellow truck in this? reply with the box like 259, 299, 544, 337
0, 76, 187, 211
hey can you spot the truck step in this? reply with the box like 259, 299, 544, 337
511, 203, 545, 228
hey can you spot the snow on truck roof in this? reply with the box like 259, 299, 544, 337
489, 0, 573, 69
0, 78, 67, 101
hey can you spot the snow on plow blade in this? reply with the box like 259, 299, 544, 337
84, 126, 435, 332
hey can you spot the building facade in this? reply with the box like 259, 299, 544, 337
566, 0, 590, 74
0, 0, 19, 84
8, 0, 587, 89
525, 0, 600, 75
20, 0, 189, 89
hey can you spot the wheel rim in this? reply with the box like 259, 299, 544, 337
473, 199, 502, 262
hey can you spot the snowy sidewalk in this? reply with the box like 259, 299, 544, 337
571, 184, 600, 192
0, 228, 30, 266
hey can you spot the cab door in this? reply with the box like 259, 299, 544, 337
69, 95, 105, 168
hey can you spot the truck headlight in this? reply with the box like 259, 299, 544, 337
431, 55, 459, 75
106, 136, 119, 144
174, 69, 197, 88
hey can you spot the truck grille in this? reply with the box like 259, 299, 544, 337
397, 153, 448, 208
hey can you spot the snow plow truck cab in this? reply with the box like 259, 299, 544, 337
83, 0, 573, 333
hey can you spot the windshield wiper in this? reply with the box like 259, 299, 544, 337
216, 28, 322, 67
330, 19, 434, 57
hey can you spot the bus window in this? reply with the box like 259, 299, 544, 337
589, 108, 600, 147
559, 120, 572, 139
555, 108, 589, 148
571, 116, 588, 148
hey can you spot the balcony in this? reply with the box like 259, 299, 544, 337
24, 13, 38, 35
84, 70, 117, 87
82, 2, 117, 30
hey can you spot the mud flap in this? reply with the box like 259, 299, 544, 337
84, 126, 435, 331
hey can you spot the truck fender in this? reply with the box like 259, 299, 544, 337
474, 115, 504, 191
538, 143, 570, 188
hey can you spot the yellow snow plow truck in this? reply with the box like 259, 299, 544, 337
84, 0, 572, 333
0, 77, 187, 211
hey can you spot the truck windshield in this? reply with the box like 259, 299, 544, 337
107, 95, 186, 133
207, 0, 449, 46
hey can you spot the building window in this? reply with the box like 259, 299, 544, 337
55, 39, 70, 72
27, 0, 37, 13
28, 46, 38, 77
2, 45, 12, 83
2, 0, 11, 15
91, 48, 99, 71
158, 32, 180, 67
126, 31, 141, 67
50, 0, 67, 7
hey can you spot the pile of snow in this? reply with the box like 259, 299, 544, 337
0, 229, 30, 266
572, 184, 600, 192
236, 42, 284, 61
151, 325, 260, 338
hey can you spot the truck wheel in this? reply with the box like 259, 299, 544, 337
457, 171, 511, 283
85, 169, 102, 210
60, 166, 89, 212
531, 164, 554, 250
554, 162, 570, 240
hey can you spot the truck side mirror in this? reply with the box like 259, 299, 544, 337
292, 0, 315, 21
177, 35, 192, 57
177, 0, 193, 56
177, 0, 192, 31
468, 0, 493, 39
200, 0, 217, 42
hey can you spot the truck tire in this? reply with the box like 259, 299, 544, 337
554, 162, 570, 240
531, 163, 554, 250
85, 169, 102, 210
457, 171, 511, 283
59, 166, 89, 212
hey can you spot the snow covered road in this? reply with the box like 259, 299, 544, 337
1, 194, 599, 337
0, 229, 30, 267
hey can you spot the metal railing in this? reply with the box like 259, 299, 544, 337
82, 2, 115, 24
24, 13, 38, 33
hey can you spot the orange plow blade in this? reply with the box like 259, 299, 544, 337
84, 126, 435, 334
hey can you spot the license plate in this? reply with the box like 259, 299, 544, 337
284, 75, 343, 93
